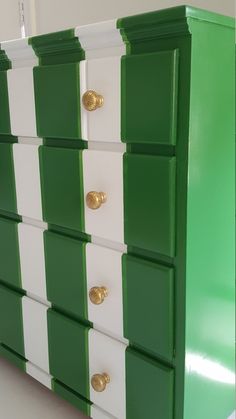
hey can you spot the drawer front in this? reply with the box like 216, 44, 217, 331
0, 217, 21, 289
34, 63, 82, 139
0, 143, 17, 213
0, 71, 11, 134
121, 49, 178, 144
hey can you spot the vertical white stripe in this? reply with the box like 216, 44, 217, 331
91, 405, 117, 419
26, 361, 52, 389
22, 296, 49, 373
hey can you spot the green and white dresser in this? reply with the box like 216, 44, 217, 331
0, 5, 235, 419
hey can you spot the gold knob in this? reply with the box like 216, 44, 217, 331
89, 286, 108, 305
86, 191, 107, 210
82, 90, 104, 111
91, 373, 110, 392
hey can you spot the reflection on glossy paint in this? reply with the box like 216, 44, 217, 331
186, 352, 235, 385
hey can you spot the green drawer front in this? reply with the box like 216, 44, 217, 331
0, 285, 24, 356
0, 71, 11, 135
39, 146, 84, 231
34, 63, 82, 139
121, 50, 178, 144
47, 309, 90, 398
0, 143, 17, 213
0, 217, 21, 288
124, 154, 176, 256
126, 347, 174, 419
123, 254, 174, 360
44, 231, 88, 318
52, 379, 91, 416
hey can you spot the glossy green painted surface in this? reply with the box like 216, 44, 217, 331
0, 218, 21, 288
126, 347, 174, 419
123, 254, 174, 361
39, 146, 84, 231
47, 309, 89, 398
0, 144, 17, 213
0, 285, 24, 356
184, 19, 235, 419
0, 72, 11, 134
53, 380, 91, 416
44, 231, 87, 319
0, 343, 26, 372
124, 153, 176, 256
121, 50, 178, 144
34, 63, 81, 139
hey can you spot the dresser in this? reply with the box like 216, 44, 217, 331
0, 5, 234, 419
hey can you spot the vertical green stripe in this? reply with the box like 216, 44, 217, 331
52, 379, 91, 416
0, 343, 26, 371
0, 218, 21, 289
0, 143, 17, 213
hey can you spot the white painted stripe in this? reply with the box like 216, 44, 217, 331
1, 38, 38, 68
91, 405, 117, 419
13, 144, 43, 221
93, 324, 129, 346
87, 141, 126, 153
26, 292, 51, 308
75, 19, 125, 59
91, 236, 127, 253
26, 362, 52, 389
88, 329, 126, 418
83, 150, 124, 244
86, 243, 124, 338
228, 411, 235, 419
7, 67, 38, 137
22, 296, 49, 373
21, 217, 48, 229
18, 223, 47, 301
18, 137, 43, 146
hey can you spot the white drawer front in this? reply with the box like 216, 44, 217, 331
18, 223, 47, 301
13, 144, 43, 220
22, 296, 49, 373
80, 56, 121, 142
89, 329, 126, 418
7, 67, 37, 137
86, 243, 123, 338
83, 150, 124, 243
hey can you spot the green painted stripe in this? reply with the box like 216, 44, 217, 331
0, 72, 11, 135
52, 379, 91, 416
29, 29, 85, 66
0, 343, 26, 371
0, 217, 21, 289
0, 143, 17, 214
0, 284, 25, 357
0, 47, 11, 71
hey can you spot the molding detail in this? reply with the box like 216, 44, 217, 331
1, 38, 38, 68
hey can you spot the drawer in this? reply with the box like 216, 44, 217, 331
0, 71, 11, 134
0, 143, 17, 213
0, 220, 174, 360
0, 286, 174, 419
4, 144, 175, 256
121, 49, 179, 144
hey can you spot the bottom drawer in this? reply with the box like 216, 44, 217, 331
0, 284, 174, 419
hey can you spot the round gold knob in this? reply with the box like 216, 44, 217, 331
82, 90, 104, 111
86, 191, 107, 210
89, 286, 108, 305
91, 373, 110, 392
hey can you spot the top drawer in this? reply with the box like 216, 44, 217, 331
0, 49, 178, 143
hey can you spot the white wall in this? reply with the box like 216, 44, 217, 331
33, 0, 235, 34
0, 0, 235, 41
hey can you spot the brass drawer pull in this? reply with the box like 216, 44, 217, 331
89, 286, 108, 305
91, 373, 110, 392
82, 90, 104, 111
86, 191, 107, 210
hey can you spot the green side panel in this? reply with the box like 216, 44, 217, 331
47, 309, 89, 398
29, 29, 85, 66
0, 48, 12, 71
126, 347, 174, 419
0, 143, 17, 213
44, 231, 88, 319
0, 285, 24, 356
184, 20, 235, 419
121, 50, 178, 144
0, 343, 26, 371
0, 72, 11, 134
39, 146, 84, 231
52, 379, 91, 416
0, 217, 21, 288
124, 153, 176, 256
34, 63, 81, 139
123, 254, 174, 360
